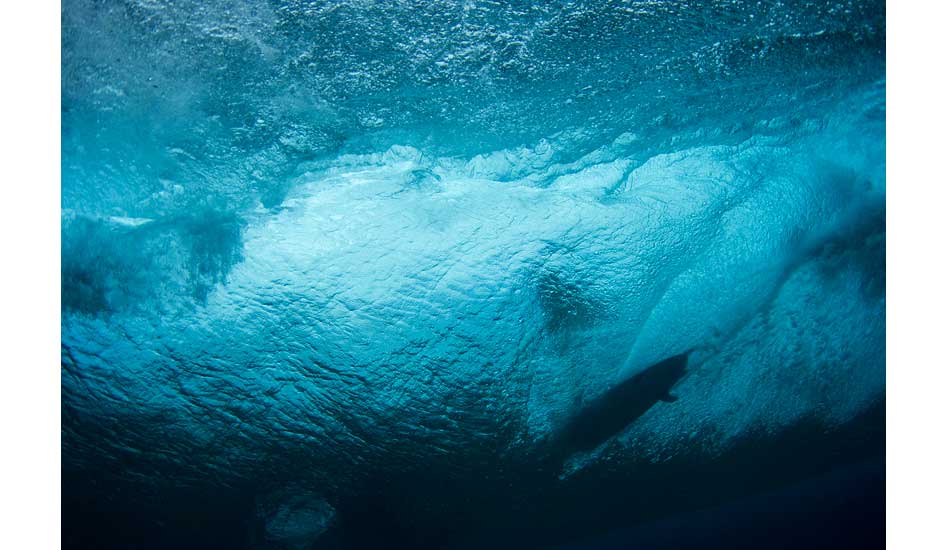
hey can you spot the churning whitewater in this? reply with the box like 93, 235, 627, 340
62, 1, 885, 548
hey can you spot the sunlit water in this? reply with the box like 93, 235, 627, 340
62, 1, 885, 548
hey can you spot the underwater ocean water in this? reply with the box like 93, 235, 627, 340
61, 1, 885, 549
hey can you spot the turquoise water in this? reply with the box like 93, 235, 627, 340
62, 1, 885, 548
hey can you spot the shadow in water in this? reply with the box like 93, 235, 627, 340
549, 351, 691, 460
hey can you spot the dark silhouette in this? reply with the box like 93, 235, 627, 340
549, 351, 691, 460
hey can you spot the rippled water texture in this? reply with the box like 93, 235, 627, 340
62, 1, 885, 549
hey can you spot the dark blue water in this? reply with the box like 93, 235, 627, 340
62, 1, 885, 548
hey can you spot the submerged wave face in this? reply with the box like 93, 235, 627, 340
62, 1, 885, 549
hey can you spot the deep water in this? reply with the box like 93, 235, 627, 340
61, 1, 885, 549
